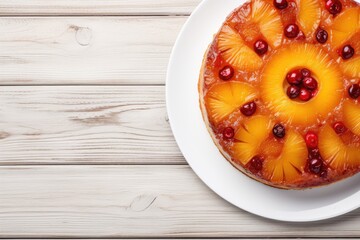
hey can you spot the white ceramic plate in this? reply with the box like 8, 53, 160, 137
166, 0, 360, 222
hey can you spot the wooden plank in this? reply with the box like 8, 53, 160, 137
0, 0, 201, 16
0, 86, 183, 165
1, 165, 360, 238
0, 16, 186, 85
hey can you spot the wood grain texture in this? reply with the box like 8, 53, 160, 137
0, 0, 201, 16
1, 165, 360, 238
0, 17, 186, 85
0, 1, 358, 238
0, 86, 183, 165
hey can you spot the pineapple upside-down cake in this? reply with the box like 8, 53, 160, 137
199, 0, 360, 189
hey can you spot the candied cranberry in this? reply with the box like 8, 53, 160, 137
309, 148, 321, 159
254, 40, 268, 56
273, 0, 288, 9
240, 101, 257, 116
273, 123, 286, 139
303, 77, 318, 90
325, 0, 342, 15
284, 24, 300, 38
223, 127, 235, 139
299, 88, 312, 101
305, 132, 318, 149
287, 85, 301, 99
311, 89, 319, 98
333, 122, 347, 134
309, 158, 323, 174
348, 84, 360, 99
301, 68, 311, 78
219, 65, 234, 80
286, 69, 302, 85
315, 28, 328, 44
341, 45, 355, 60
249, 156, 263, 172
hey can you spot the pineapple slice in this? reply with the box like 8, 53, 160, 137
204, 82, 257, 124
218, 25, 263, 71
296, 0, 321, 37
232, 115, 272, 165
263, 130, 307, 183
343, 100, 360, 135
232, 115, 308, 183
319, 125, 360, 169
251, 0, 283, 48
341, 56, 360, 78
218, 0, 283, 70
329, 7, 360, 48
260, 43, 343, 125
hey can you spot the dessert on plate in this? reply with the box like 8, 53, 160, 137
199, 0, 360, 189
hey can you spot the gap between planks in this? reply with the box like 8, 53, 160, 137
2, 239, 358, 240
0, 84, 166, 87
0, 14, 191, 17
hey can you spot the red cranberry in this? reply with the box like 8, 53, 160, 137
315, 28, 328, 44
325, 0, 342, 15
240, 101, 257, 116
284, 24, 300, 38
249, 156, 263, 172
311, 89, 319, 98
287, 85, 301, 99
223, 127, 235, 139
305, 132, 318, 149
286, 69, 302, 85
303, 77, 318, 90
273, 123, 286, 138
219, 66, 234, 80
348, 84, 360, 99
333, 122, 347, 134
309, 158, 323, 174
301, 68, 311, 78
273, 0, 288, 9
254, 40, 268, 56
341, 45, 355, 60
299, 88, 312, 101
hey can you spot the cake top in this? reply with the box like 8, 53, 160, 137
200, 0, 360, 189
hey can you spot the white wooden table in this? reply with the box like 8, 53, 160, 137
1, 1, 360, 239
